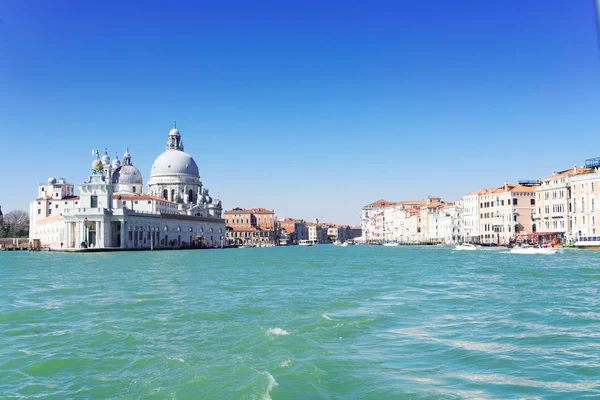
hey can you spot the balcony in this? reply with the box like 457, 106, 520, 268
551, 211, 565, 218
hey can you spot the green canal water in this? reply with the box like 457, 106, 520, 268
0, 246, 599, 399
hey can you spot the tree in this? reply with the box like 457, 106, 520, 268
2, 210, 29, 238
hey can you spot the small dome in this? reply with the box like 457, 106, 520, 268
92, 159, 103, 171
48, 177, 57, 184
101, 150, 110, 165
169, 128, 180, 137
112, 154, 121, 169
112, 165, 143, 185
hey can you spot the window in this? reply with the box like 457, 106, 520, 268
48, 209, 52, 215
530, 199, 535, 205
512, 199, 518, 206
134, 201, 138, 204
91, 196, 98, 208
133, 186, 136, 193
55, 205, 58, 209
37, 209, 41, 215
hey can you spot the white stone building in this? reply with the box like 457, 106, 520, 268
29, 123, 225, 250
569, 167, 600, 240
460, 190, 483, 243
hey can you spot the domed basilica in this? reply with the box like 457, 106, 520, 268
29, 123, 225, 251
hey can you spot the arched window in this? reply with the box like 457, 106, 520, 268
163, 189, 168, 200
189, 189, 194, 203
171, 189, 176, 202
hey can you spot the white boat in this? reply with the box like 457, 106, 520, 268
333, 240, 342, 246
455, 243, 477, 251
382, 242, 400, 247
510, 244, 557, 255
341, 242, 349, 247
574, 235, 600, 250
298, 240, 313, 247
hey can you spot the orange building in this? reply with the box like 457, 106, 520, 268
224, 207, 278, 246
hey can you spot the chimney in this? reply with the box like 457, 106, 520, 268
504, 181, 508, 191
574, 164, 577, 174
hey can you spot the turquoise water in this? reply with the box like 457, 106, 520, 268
1, 246, 599, 399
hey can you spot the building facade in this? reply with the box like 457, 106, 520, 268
29, 124, 225, 250
224, 207, 278, 246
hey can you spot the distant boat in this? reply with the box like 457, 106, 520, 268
382, 242, 400, 247
510, 244, 557, 255
455, 243, 477, 251
341, 242, 349, 247
574, 235, 600, 250
333, 240, 342, 246
299, 240, 313, 247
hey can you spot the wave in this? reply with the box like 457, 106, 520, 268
266, 328, 289, 336
279, 358, 292, 368
321, 313, 332, 321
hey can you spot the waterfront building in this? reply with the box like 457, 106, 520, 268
478, 182, 535, 245
29, 124, 225, 250
347, 225, 362, 240
305, 220, 328, 244
568, 163, 600, 239
532, 166, 590, 243
326, 224, 349, 243
461, 189, 485, 243
278, 218, 307, 244
439, 203, 463, 244
224, 207, 278, 246
361, 199, 395, 242
421, 196, 451, 243
389, 201, 427, 243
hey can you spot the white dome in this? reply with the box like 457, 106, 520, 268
169, 128, 180, 137
150, 150, 199, 178
112, 165, 143, 184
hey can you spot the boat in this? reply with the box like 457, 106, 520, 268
574, 235, 600, 250
382, 242, 400, 247
333, 240, 342, 246
510, 244, 557, 255
298, 240, 313, 247
455, 243, 477, 251
341, 242, 349, 247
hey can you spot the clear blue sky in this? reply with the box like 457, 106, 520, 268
1, 1, 599, 224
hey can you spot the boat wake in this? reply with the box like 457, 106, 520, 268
263, 371, 278, 400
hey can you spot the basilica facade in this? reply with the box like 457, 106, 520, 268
29, 123, 225, 250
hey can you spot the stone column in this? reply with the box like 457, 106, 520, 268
120, 221, 125, 248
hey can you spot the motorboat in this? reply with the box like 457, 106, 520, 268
333, 240, 342, 246
382, 242, 400, 247
455, 243, 477, 251
510, 244, 557, 255
298, 240, 313, 247
341, 242, 349, 247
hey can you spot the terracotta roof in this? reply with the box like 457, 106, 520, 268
489, 184, 536, 194
363, 199, 394, 209
398, 200, 428, 205
225, 207, 274, 214
543, 167, 592, 181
